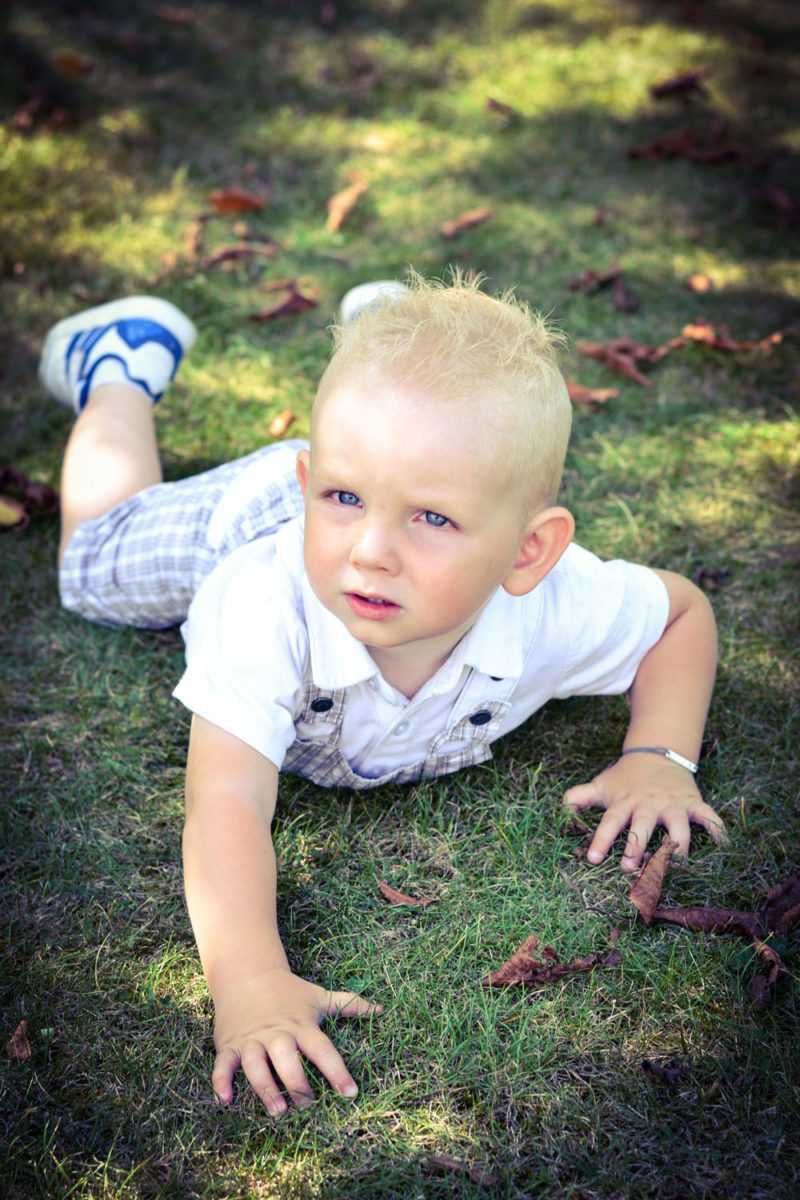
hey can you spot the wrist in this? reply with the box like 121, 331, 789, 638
620, 745, 699, 774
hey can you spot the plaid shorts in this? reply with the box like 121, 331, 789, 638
59, 440, 306, 629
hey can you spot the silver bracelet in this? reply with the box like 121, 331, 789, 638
620, 746, 699, 774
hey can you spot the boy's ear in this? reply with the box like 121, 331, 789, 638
502, 506, 575, 597
296, 449, 310, 496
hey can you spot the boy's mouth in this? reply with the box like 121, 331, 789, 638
345, 591, 401, 620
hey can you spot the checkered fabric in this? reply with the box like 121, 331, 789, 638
284, 683, 514, 788
59, 442, 305, 629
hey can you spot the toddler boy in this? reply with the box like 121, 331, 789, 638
40, 273, 724, 1115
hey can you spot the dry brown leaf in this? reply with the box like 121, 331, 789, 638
198, 243, 275, 270
629, 121, 749, 164
681, 318, 782, 352
612, 275, 641, 313
482, 934, 622, 987
5, 1020, 31, 1060
378, 881, 437, 907
439, 207, 492, 238
427, 1156, 499, 1188
0, 495, 29, 530
759, 873, 800, 935
250, 287, 318, 322
269, 411, 296, 438
650, 905, 762, 937
566, 381, 619, 410
326, 177, 368, 233
567, 267, 622, 292
687, 272, 713, 293
650, 68, 709, 99
577, 338, 663, 387
209, 187, 266, 214
52, 51, 93, 77
486, 97, 517, 119
630, 835, 680, 925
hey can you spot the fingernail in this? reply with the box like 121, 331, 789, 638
586, 849, 602, 863
341, 1083, 358, 1098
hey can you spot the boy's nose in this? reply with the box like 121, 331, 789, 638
349, 518, 399, 574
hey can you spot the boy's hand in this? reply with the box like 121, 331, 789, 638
563, 753, 726, 872
211, 968, 381, 1116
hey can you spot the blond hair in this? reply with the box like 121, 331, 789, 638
316, 269, 572, 512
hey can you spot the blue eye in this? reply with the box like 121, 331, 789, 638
423, 511, 449, 528
334, 491, 360, 506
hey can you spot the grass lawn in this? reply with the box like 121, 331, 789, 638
1, 1, 798, 1196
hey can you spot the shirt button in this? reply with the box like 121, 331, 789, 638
393, 721, 410, 736
469, 710, 492, 725
310, 697, 333, 713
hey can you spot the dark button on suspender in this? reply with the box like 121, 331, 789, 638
310, 697, 334, 713
469, 709, 492, 725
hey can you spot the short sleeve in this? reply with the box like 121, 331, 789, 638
172, 535, 308, 766
547, 545, 670, 698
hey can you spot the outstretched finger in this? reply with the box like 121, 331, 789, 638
265, 1031, 315, 1110
211, 1045, 241, 1107
585, 806, 631, 865
691, 802, 728, 846
563, 780, 605, 814
324, 989, 383, 1018
240, 1040, 290, 1117
298, 1026, 360, 1098
621, 814, 660, 872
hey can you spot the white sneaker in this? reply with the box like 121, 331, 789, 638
38, 295, 197, 414
339, 280, 409, 324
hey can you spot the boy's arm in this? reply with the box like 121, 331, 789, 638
564, 569, 726, 871
183, 714, 379, 1115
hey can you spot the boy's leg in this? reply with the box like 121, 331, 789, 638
38, 295, 197, 563
58, 384, 161, 564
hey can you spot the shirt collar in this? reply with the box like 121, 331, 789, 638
458, 585, 530, 680
301, 575, 381, 689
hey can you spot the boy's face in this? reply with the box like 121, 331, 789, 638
297, 369, 534, 681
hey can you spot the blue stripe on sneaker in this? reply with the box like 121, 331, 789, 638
78, 354, 173, 410
116, 318, 184, 363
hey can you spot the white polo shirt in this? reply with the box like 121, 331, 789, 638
173, 516, 669, 783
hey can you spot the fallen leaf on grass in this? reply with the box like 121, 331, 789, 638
269, 411, 296, 438
650, 68, 709, 99
650, 873, 800, 1007
577, 337, 673, 387
440, 207, 492, 238
0, 495, 28, 530
5, 1021, 31, 1060
427, 1156, 499, 1188
612, 275, 640, 313
566, 381, 619, 410
197, 243, 276, 271
326, 176, 368, 233
687, 272, 714, 292
378, 881, 437, 907
641, 1058, 691, 1088
630, 835, 680, 924
649, 906, 762, 937
629, 121, 750, 164
0, 467, 59, 531
567, 267, 622, 292
250, 285, 318, 322
681, 318, 782, 352
209, 187, 267, 214
52, 51, 93, 77
482, 934, 622, 988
